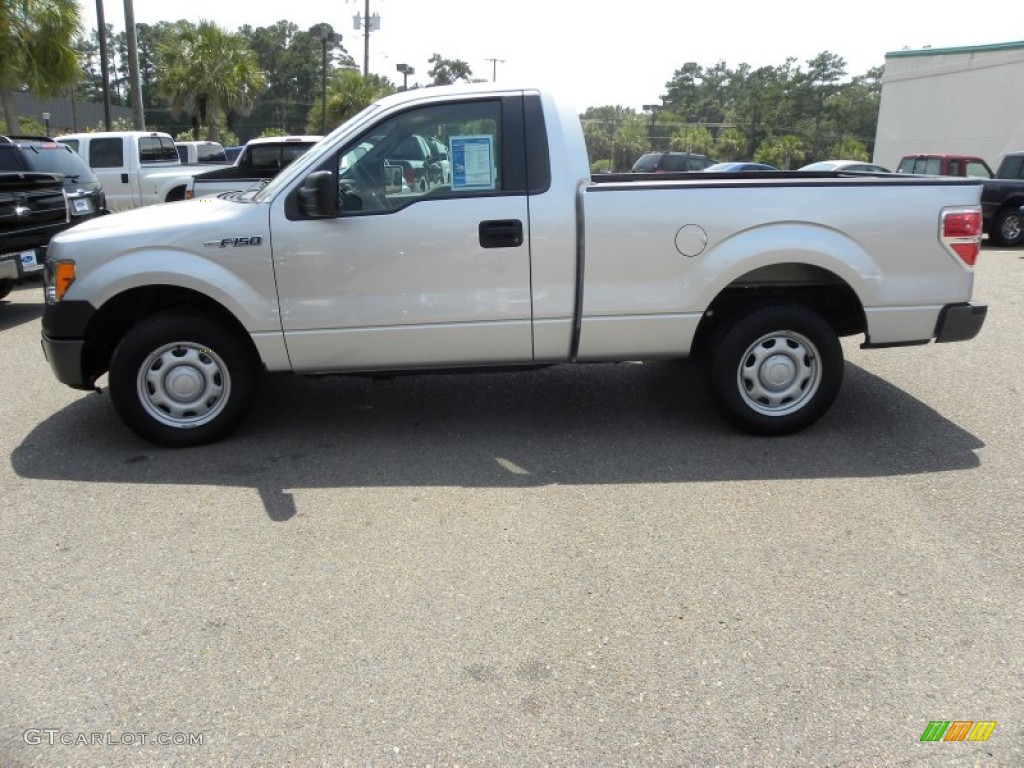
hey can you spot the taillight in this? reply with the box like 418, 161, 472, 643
941, 208, 981, 266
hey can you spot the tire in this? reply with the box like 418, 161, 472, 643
709, 304, 843, 435
991, 207, 1024, 247
0, 279, 13, 300
109, 313, 257, 447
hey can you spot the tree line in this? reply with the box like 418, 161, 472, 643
2, 2, 881, 164
586, 55, 882, 171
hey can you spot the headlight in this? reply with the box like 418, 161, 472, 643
45, 259, 76, 304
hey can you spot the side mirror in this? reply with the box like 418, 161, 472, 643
298, 170, 337, 218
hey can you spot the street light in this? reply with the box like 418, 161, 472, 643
396, 63, 414, 91
312, 28, 342, 134
42, 112, 51, 136
642, 103, 662, 149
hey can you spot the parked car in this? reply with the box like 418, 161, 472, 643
0, 136, 109, 294
704, 162, 778, 172
175, 140, 229, 164
980, 151, 1024, 246
187, 135, 322, 199
0, 171, 69, 299
896, 154, 993, 178
40, 83, 987, 446
0, 135, 107, 218
631, 151, 718, 172
57, 130, 206, 211
800, 160, 891, 173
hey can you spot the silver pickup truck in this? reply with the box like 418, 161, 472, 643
40, 83, 986, 447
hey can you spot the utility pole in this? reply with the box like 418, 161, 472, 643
95, 0, 112, 129
485, 58, 505, 82
124, 0, 145, 130
351, 0, 380, 76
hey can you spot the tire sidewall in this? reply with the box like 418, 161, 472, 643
109, 313, 256, 447
710, 304, 843, 435
994, 209, 1023, 247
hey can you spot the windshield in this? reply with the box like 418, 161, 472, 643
253, 104, 381, 202
19, 145, 99, 183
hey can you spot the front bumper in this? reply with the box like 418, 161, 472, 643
935, 302, 987, 343
40, 299, 98, 390
41, 334, 93, 389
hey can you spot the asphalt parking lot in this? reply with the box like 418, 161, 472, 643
1, 246, 1021, 767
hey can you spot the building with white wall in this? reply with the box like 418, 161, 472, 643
873, 41, 1024, 172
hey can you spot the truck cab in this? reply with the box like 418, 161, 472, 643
897, 154, 993, 178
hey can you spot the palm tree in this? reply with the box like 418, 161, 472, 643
0, 0, 82, 134
156, 20, 265, 140
314, 69, 394, 130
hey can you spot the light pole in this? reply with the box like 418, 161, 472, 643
42, 112, 51, 136
313, 27, 342, 134
396, 63, 414, 91
642, 103, 662, 149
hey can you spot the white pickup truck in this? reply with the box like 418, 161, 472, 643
40, 83, 987, 447
56, 131, 207, 212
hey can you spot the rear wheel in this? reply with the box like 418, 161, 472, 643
709, 304, 843, 435
109, 313, 257, 447
991, 207, 1024, 247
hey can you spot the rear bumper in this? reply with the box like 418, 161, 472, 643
935, 302, 987, 343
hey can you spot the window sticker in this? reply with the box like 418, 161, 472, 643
450, 135, 495, 190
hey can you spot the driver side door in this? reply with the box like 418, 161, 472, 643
271, 95, 534, 372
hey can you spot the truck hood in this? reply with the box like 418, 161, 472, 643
49, 197, 265, 255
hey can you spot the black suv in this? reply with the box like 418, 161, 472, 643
0, 136, 107, 221
631, 151, 718, 173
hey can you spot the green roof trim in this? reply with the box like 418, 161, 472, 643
886, 40, 1024, 59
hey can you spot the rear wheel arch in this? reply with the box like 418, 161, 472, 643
690, 263, 865, 357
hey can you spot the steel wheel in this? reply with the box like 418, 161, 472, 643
736, 330, 822, 417
709, 303, 843, 435
109, 312, 257, 447
137, 342, 231, 428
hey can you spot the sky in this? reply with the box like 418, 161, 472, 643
77, 0, 1019, 112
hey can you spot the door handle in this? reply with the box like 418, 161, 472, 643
479, 219, 523, 248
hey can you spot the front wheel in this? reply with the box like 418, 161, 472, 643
709, 304, 843, 435
991, 207, 1024, 247
109, 313, 257, 447
0, 279, 13, 300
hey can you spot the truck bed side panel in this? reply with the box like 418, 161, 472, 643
577, 177, 982, 358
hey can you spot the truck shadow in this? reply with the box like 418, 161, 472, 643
11, 361, 984, 521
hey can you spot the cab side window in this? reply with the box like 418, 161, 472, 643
90, 138, 124, 168
335, 100, 502, 214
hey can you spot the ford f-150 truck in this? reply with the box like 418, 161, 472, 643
40, 83, 987, 447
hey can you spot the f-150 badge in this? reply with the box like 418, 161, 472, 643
204, 236, 263, 248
